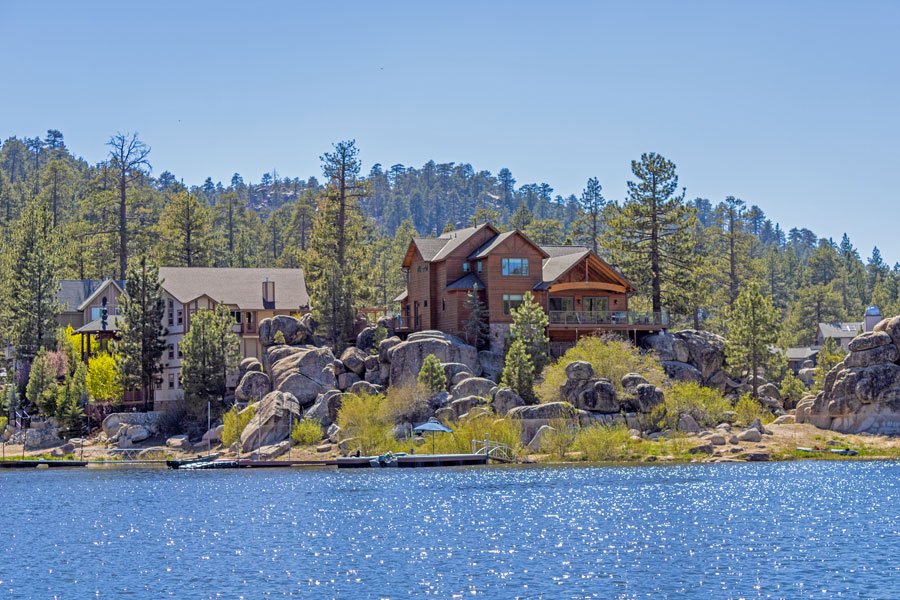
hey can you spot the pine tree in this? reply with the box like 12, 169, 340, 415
461, 284, 490, 350
116, 254, 168, 411
604, 153, 697, 315
158, 191, 213, 267
417, 354, 447, 393
26, 349, 58, 414
180, 303, 240, 406
725, 282, 782, 397
501, 339, 535, 403
510, 291, 549, 373
107, 132, 151, 278
2, 196, 61, 362
575, 177, 605, 254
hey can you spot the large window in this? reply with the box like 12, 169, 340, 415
583, 297, 609, 313
548, 297, 574, 312
503, 294, 524, 315
502, 258, 529, 276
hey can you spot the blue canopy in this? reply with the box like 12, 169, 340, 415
413, 419, 453, 433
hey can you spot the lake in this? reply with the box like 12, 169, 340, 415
1, 461, 898, 598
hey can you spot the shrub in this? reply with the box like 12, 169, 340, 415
273, 330, 286, 345
222, 404, 256, 446
430, 412, 522, 456
734, 393, 772, 427
572, 424, 636, 461
370, 326, 388, 355
379, 383, 430, 425
336, 392, 403, 455
656, 382, 732, 429
417, 354, 446, 393
292, 418, 324, 445
502, 339, 535, 402
780, 370, 807, 403
537, 335, 667, 402
0, 416, 6, 434
541, 416, 577, 459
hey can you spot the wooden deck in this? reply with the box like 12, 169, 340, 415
336, 453, 489, 469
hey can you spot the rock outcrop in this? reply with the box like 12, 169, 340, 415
268, 346, 338, 407
642, 330, 727, 389
386, 331, 480, 386
241, 391, 302, 450
797, 316, 900, 435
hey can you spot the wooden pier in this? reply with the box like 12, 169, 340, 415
336, 453, 489, 469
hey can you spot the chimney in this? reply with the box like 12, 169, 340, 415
263, 278, 275, 303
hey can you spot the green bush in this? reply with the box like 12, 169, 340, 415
780, 370, 808, 403
537, 336, 667, 402
656, 381, 732, 429
540, 416, 577, 458
371, 326, 388, 355
734, 393, 772, 427
273, 330, 287, 345
572, 424, 636, 461
292, 418, 324, 445
336, 392, 404, 455
0, 416, 6, 434
222, 404, 256, 446
417, 354, 447, 393
430, 412, 523, 456
379, 383, 430, 425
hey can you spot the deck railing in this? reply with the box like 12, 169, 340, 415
548, 310, 669, 327
394, 315, 421, 330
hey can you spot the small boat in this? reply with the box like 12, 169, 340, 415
166, 452, 221, 469
369, 452, 407, 467
796, 447, 858, 456
178, 459, 240, 470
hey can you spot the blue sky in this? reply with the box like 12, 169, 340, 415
1, 1, 898, 260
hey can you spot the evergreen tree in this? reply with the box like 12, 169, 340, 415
116, 254, 168, 411
575, 177, 605, 254
604, 153, 697, 315
180, 303, 240, 405
55, 367, 85, 438
813, 337, 845, 392
158, 191, 213, 266
2, 196, 61, 362
725, 281, 782, 397
501, 339, 535, 403
26, 349, 58, 413
461, 284, 490, 350
509, 291, 549, 373
417, 353, 447, 393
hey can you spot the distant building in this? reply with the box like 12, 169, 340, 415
785, 346, 820, 372
817, 322, 863, 351
57, 279, 125, 331
864, 305, 882, 332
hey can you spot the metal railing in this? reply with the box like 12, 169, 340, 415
394, 315, 421, 330
548, 310, 669, 326
471, 436, 515, 462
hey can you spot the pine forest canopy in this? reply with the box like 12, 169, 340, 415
0, 130, 897, 349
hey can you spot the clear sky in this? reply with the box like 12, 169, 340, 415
1, 1, 898, 259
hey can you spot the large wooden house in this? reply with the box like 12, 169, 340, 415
394, 223, 669, 355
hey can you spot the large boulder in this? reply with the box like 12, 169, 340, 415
379, 336, 402, 363
507, 402, 589, 443
238, 357, 263, 380
235, 371, 271, 403
388, 331, 480, 386
565, 361, 594, 380
304, 390, 345, 428
673, 330, 726, 378
269, 346, 338, 407
258, 315, 308, 347
844, 344, 899, 368
337, 372, 360, 390
567, 378, 619, 413
241, 391, 302, 450
449, 376, 496, 399
348, 380, 382, 396
661, 361, 704, 384
340, 347, 367, 376
621, 373, 649, 392
640, 332, 690, 363
356, 326, 377, 353
621, 384, 664, 413
166, 435, 190, 450
478, 350, 504, 382
450, 395, 488, 418
492, 388, 525, 416
848, 331, 893, 352
251, 440, 292, 461
442, 363, 473, 386
874, 316, 900, 349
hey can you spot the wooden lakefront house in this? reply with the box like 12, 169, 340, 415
393, 223, 670, 356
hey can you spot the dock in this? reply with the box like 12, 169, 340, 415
336, 453, 489, 469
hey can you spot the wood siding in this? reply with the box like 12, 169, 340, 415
482, 233, 545, 323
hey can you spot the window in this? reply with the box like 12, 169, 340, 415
463, 262, 470, 273
91, 307, 102, 320
502, 258, 529, 276
231, 311, 242, 324
177, 310, 183, 325
155, 378, 162, 391
168, 344, 174, 360
442, 297, 446, 311
168, 374, 175, 389
477, 261, 482, 273
177, 344, 183, 359
424, 300, 428, 307
584, 297, 609, 313
503, 294, 524, 315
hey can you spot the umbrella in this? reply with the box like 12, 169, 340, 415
413, 418, 453, 455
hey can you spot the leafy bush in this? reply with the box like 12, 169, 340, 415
734, 393, 773, 427
417, 354, 446, 393
655, 382, 732, 429
430, 412, 522, 456
370, 326, 388, 355
336, 392, 404, 455
541, 417, 577, 459
780, 370, 808, 403
222, 404, 256, 446
0, 416, 7, 434
379, 383, 430, 425
292, 418, 324, 445
572, 424, 636, 461
273, 330, 286, 345
537, 336, 667, 402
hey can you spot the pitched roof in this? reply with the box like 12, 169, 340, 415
540, 245, 588, 258
393, 289, 408, 303
785, 346, 820, 360
75, 315, 123, 334
431, 223, 496, 262
77, 279, 125, 311
818, 322, 863, 340
444, 272, 486, 291
537, 249, 591, 286
468, 231, 517, 259
158, 267, 309, 310
411, 237, 449, 261
57, 279, 125, 312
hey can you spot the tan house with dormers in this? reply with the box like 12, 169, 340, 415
57, 279, 126, 331
395, 223, 669, 355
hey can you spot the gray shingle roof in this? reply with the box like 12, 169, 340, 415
431, 223, 493, 262
75, 315, 123, 334
534, 250, 591, 289
444, 273, 486, 291
412, 237, 449, 261
58, 279, 125, 312
818, 322, 863, 340
785, 346, 821, 360
159, 267, 309, 310
468, 231, 516, 259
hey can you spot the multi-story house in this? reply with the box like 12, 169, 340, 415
393, 223, 669, 355
63, 268, 309, 410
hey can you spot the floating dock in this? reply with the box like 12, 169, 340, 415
0, 459, 89, 469
336, 453, 489, 469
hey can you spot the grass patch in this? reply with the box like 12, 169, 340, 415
653, 382, 732, 429
291, 418, 324, 446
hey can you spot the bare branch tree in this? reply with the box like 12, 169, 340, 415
107, 132, 151, 278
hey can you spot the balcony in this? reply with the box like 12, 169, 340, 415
548, 310, 669, 328
394, 315, 421, 331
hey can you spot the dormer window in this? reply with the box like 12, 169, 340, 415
263, 280, 275, 303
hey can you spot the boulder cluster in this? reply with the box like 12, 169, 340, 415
640, 330, 730, 391
797, 317, 900, 435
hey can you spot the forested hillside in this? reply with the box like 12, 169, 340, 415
0, 130, 895, 347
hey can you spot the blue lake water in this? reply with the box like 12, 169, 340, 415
1, 461, 898, 598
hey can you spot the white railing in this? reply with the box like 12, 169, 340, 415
471, 435, 515, 462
